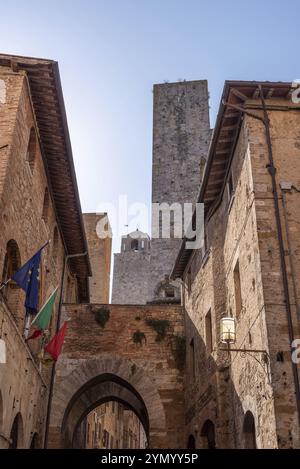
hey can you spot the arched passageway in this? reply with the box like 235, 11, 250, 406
62, 374, 149, 448
74, 399, 148, 449
50, 303, 186, 450
50, 356, 171, 448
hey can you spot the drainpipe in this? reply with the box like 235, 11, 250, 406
280, 185, 300, 328
43, 251, 88, 448
258, 85, 300, 431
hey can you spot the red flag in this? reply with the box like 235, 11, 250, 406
44, 322, 68, 361
26, 329, 43, 341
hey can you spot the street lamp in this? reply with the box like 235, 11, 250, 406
220, 317, 236, 345
219, 316, 270, 382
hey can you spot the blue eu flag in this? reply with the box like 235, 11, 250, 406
12, 248, 42, 315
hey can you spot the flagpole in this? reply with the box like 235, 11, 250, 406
23, 314, 31, 340
1, 241, 50, 294
43, 251, 87, 449
31, 286, 59, 328
0, 279, 10, 292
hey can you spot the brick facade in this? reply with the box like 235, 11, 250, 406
49, 303, 185, 449
0, 56, 89, 448
83, 213, 111, 304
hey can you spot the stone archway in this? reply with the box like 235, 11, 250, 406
49, 355, 168, 449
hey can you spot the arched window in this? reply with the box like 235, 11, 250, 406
200, 420, 216, 449
26, 127, 36, 173
52, 227, 59, 261
243, 411, 256, 449
131, 239, 139, 251
1, 240, 21, 315
9, 413, 24, 449
187, 434, 196, 449
42, 188, 50, 223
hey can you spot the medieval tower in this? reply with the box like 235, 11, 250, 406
112, 80, 211, 304
148, 80, 211, 302
112, 229, 151, 304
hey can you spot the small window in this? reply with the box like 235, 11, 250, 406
42, 188, 49, 223
205, 309, 213, 354
234, 259, 242, 317
165, 286, 175, 298
190, 338, 195, 380
131, 239, 139, 251
141, 240, 145, 250
227, 172, 234, 202
26, 127, 37, 173
187, 267, 192, 295
204, 228, 208, 252
52, 227, 59, 261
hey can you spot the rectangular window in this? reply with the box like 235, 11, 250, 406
205, 309, 213, 354
228, 172, 234, 200
190, 338, 195, 379
187, 267, 192, 295
234, 259, 242, 317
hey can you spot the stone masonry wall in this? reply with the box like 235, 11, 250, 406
149, 80, 211, 302
183, 118, 278, 449
112, 251, 150, 304
183, 97, 300, 449
246, 102, 300, 448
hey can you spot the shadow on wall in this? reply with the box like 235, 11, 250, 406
184, 313, 258, 449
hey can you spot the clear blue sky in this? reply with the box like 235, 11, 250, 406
1, 0, 299, 255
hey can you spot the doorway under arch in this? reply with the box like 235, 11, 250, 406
30, 432, 40, 449
243, 411, 256, 449
9, 413, 24, 449
187, 434, 196, 449
200, 419, 216, 449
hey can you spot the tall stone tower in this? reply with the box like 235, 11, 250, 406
83, 213, 112, 303
112, 229, 151, 304
148, 80, 211, 303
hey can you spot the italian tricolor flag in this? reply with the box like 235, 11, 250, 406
29, 287, 58, 334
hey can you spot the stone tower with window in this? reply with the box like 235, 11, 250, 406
112, 80, 211, 305
112, 229, 151, 304
148, 80, 211, 303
